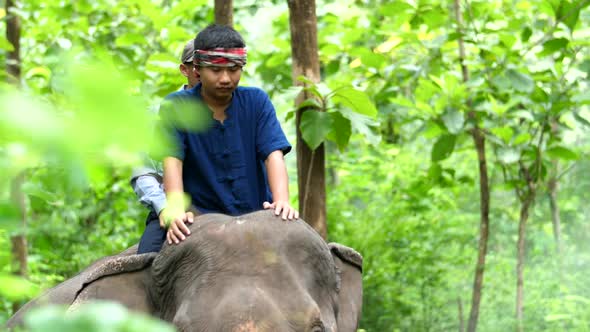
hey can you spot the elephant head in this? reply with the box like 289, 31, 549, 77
7, 210, 363, 332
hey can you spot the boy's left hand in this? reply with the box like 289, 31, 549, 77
263, 201, 299, 220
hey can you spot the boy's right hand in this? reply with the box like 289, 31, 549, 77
159, 208, 195, 244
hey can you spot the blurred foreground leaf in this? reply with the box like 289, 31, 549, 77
0, 50, 166, 192
0, 273, 39, 301
24, 302, 175, 332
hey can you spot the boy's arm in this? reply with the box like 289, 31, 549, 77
131, 174, 167, 214
264, 150, 298, 220
163, 157, 193, 244
130, 156, 166, 214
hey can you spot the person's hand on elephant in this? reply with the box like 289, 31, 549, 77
159, 208, 194, 244
263, 200, 299, 220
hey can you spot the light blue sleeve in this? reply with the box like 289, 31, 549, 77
130, 154, 166, 214
130, 172, 167, 215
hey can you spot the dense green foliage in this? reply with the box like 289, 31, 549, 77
1, 0, 589, 331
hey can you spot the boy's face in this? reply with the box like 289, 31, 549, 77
197, 65, 242, 102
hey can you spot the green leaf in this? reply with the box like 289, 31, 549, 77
480, 96, 518, 116
499, 33, 517, 49
331, 87, 378, 117
573, 112, 590, 127
564, 295, 590, 304
521, 26, 532, 42
538, 38, 569, 56
25, 66, 52, 80
428, 162, 443, 181
415, 78, 441, 103
146, 53, 179, 72
326, 111, 352, 151
431, 135, 456, 162
24, 302, 175, 332
497, 147, 520, 164
297, 77, 329, 98
541, 0, 559, 16
299, 82, 323, 100
379, 2, 415, 26
544, 314, 571, 322
389, 96, 415, 109
422, 121, 445, 139
285, 110, 295, 122
491, 127, 514, 144
508, 109, 536, 122
316, 82, 332, 99
0, 35, 15, 51
296, 98, 323, 111
266, 54, 287, 68
158, 98, 211, 132
296, 75, 315, 86
429, 75, 445, 90
505, 69, 535, 93
0, 93, 63, 142
320, 43, 341, 58
351, 48, 387, 69
115, 33, 147, 47
441, 109, 464, 134
300, 110, 334, 150
572, 91, 590, 104
557, 0, 586, 31
490, 74, 513, 93
339, 107, 381, 145
513, 132, 532, 145
421, 7, 447, 30
545, 146, 579, 160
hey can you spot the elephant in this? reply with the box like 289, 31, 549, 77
7, 210, 363, 332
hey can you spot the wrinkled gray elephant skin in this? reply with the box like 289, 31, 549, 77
7, 210, 363, 332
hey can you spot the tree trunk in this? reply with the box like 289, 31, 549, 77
287, 0, 327, 239
458, 296, 465, 332
6, 0, 21, 85
547, 177, 562, 255
516, 193, 533, 332
214, 0, 233, 27
467, 130, 490, 332
6, 0, 26, 313
515, 160, 537, 332
10, 173, 28, 313
547, 118, 562, 256
452, 1, 491, 331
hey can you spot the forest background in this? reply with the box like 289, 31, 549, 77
1, 0, 589, 331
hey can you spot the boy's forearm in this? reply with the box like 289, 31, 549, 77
265, 150, 289, 202
163, 157, 185, 211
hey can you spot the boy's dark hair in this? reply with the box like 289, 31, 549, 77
193, 24, 245, 50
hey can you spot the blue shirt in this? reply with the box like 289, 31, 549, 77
159, 84, 291, 215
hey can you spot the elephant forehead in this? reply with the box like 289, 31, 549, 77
188, 211, 317, 248
180, 210, 336, 280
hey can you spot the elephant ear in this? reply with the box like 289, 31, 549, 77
7, 245, 156, 329
328, 243, 363, 332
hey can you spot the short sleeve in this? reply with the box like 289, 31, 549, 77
255, 90, 292, 160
